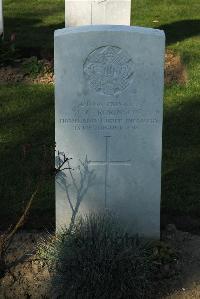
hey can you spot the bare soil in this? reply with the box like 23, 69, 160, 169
158, 227, 200, 298
0, 59, 54, 85
0, 226, 200, 299
0, 51, 187, 86
0, 232, 52, 299
164, 50, 187, 85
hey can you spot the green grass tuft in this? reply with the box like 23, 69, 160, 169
39, 213, 154, 299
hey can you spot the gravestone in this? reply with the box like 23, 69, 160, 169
55, 25, 165, 238
65, 0, 131, 26
0, 0, 3, 37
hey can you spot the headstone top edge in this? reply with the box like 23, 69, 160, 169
54, 25, 165, 39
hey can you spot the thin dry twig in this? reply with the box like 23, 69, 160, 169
0, 144, 59, 278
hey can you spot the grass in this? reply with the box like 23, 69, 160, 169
38, 213, 155, 298
132, 0, 200, 220
0, 0, 200, 229
3, 0, 65, 51
0, 85, 55, 229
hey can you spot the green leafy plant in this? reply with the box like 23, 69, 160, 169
38, 213, 154, 299
22, 56, 43, 78
152, 241, 177, 264
0, 35, 19, 65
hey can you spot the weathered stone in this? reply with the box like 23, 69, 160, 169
55, 25, 165, 238
65, 0, 131, 26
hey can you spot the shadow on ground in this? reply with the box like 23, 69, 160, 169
161, 95, 200, 233
4, 16, 64, 54
0, 85, 55, 230
158, 19, 200, 45
156, 230, 200, 299
0, 86, 200, 232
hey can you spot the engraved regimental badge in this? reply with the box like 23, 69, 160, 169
83, 46, 134, 96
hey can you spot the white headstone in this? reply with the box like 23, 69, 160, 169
0, 0, 3, 38
55, 25, 165, 238
65, 0, 131, 26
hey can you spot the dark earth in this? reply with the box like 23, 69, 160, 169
0, 50, 187, 86
1, 226, 200, 299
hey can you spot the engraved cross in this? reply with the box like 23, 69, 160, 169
88, 136, 131, 208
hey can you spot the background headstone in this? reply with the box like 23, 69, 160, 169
65, 0, 131, 26
0, 0, 3, 37
55, 25, 165, 238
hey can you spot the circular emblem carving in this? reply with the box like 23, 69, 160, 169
83, 46, 134, 96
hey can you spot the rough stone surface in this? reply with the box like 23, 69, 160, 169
65, 0, 131, 26
55, 25, 165, 238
